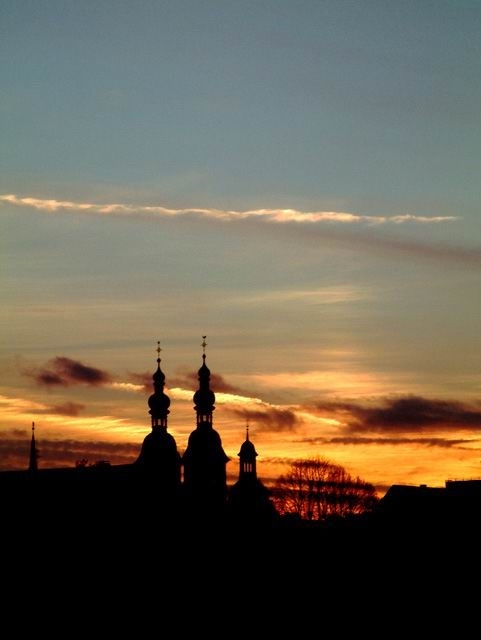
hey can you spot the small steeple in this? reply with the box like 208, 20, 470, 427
28, 422, 38, 472
238, 422, 258, 479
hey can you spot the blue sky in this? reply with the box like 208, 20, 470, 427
1, 1, 480, 493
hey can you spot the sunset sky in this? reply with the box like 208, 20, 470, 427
1, 1, 480, 496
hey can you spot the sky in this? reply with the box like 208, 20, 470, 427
1, 0, 480, 496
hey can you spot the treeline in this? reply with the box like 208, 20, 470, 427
271, 457, 379, 522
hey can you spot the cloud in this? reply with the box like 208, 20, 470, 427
229, 407, 302, 432
27, 357, 113, 387
110, 381, 146, 393
0, 394, 49, 414
302, 435, 480, 449
0, 193, 457, 225
169, 369, 244, 395
125, 371, 152, 393
50, 402, 86, 417
5, 193, 480, 268
0, 432, 139, 469
229, 286, 367, 306
314, 395, 481, 433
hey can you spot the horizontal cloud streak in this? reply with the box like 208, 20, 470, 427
0, 193, 457, 225
302, 435, 480, 448
230, 407, 302, 431
314, 396, 481, 433
6, 193, 480, 268
169, 369, 244, 395
0, 432, 139, 469
50, 402, 86, 417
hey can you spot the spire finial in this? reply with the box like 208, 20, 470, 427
156, 340, 162, 365
201, 335, 207, 361
32, 421, 35, 433
246, 422, 249, 440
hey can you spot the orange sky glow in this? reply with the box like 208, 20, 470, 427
2, 3, 481, 498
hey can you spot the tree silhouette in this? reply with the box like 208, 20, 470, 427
273, 457, 379, 522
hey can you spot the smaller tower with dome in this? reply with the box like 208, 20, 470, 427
228, 424, 278, 528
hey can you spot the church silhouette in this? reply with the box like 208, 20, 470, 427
2, 339, 278, 538
5, 338, 481, 560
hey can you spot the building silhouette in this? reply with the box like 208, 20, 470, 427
229, 425, 278, 527
0, 339, 277, 534
182, 337, 230, 516
134, 341, 182, 497
2, 339, 481, 546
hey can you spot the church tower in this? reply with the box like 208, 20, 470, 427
135, 342, 181, 496
182, 337, 229, 517
237, 425, 257, 481
228, 424, 278, 528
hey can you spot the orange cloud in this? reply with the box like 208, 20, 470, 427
50, 402, 86, 417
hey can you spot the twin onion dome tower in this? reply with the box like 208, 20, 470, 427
14, 337, 276, 529
134, 338, 274, 522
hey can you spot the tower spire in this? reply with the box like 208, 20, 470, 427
193, 335, 215, 426
29, 421, 38, 472
135, 342, 181, 490
182, 336, 229, 512
147, 340, 170, 429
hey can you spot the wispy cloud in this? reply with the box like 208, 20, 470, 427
0, 193, 457, 225
5, 193, 479, 267
302, 435, 481, 448
50, 401, 86, 417
228, 286, 367, 306
0, 394, 49, 414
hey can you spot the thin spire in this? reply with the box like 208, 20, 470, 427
201, 335, 207, 362
29, 421, 38, 472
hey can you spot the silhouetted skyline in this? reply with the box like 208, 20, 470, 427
2, 2, 481, 494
